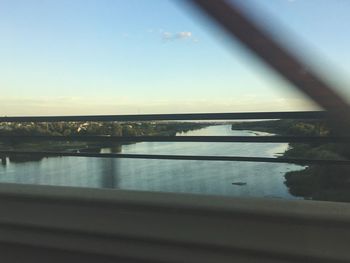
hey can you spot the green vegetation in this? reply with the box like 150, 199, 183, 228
0, 121, 208, 158
232, 120, 350, 202
231, 119, 329, 136
0, 121, 207, 137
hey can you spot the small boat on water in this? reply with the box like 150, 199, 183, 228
231, 182, 247, 186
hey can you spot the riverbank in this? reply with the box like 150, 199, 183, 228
231, 120, 350, 202
0, 122, 210, 162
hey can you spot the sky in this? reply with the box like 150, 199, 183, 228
0, 0, 350, 116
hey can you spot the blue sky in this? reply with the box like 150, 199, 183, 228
0, 0, 349, 115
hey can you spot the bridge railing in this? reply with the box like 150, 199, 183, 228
0, 110, 349, 166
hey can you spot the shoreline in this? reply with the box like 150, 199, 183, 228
231, 120, 350, 203
0, 123, 210, 163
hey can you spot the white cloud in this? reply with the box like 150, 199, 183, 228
176, 31, 192, 39
161, 31, 196, 42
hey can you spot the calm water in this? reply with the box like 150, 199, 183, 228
0, 125, 304, 199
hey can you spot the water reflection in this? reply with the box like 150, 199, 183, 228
99, 158, 118, 189
0, 125, 304, 198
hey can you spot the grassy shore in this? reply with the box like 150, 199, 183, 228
232, 120, 350, 202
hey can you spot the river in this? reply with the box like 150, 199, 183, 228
0, 125, 304, 199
